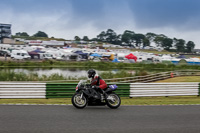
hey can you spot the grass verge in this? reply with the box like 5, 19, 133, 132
0, 96, 199, 105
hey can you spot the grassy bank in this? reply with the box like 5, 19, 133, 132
0, 96, 199, 105
0, 69, 150, 81
131, 49, 176, 55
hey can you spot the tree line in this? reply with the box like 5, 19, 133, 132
14, 29, 195, 53
91, 29, 195, 53
15, 31, 48, 38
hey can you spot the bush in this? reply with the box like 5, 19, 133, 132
1, 60, 200, 71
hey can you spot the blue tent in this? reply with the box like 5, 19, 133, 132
74, 51, 88, 59
112, 58, 120, 63
33, 49, 45, 53
90, 53, 102, 57
177, 55, 186, 58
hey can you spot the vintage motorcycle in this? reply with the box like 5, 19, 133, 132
71, 80, 121, 109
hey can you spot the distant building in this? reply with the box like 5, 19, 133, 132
0, 23, 12, 43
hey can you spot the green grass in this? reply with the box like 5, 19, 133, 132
2, 60, 200, 71
122, 96, 200, 105
0, 96, 199, 105
131, 49, 176, 54
0, 69, 150, 81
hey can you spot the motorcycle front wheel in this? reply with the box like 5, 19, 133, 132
106, 93, 121, 109
71, 93, 87, 109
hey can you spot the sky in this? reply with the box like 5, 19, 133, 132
1, 0, 200, 48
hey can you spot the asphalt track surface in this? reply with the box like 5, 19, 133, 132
0, 105, 200, 133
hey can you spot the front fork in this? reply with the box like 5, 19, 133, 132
80, 93, 83, 99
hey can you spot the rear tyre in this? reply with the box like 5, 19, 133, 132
71, 93, 87, 109
106, 93, 121, 109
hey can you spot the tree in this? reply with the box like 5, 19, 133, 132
33, 31, 48, 37
91, 38, 98, 41
105, 29, 118, 44
186, 41, 195, 53
74, 36, 81, 41
96, 29, 118, 44
121, 30, 135, 47
162, 38, 173, 50
115, 34, 122, 45
142, 37, 150, 47
146, 32, 157, 40
97, 31, 106, 42
82, 36, 89, 41
133, 33, 145, 47
153, 34, 167, 47
174, 38, 185, 52
145, 32, 157, 46
15, 32, 29, 37
154, 36, 164, 47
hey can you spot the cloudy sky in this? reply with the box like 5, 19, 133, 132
1, 0, 200, 47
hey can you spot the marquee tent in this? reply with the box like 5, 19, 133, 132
125, 53, 137, 62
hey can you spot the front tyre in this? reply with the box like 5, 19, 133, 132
72, 93, 87, 109
106, 93, 121, 109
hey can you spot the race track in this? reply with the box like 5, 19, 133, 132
0, 105, 200, 133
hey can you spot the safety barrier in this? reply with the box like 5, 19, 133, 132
0, 82, 130, 98
0, 82, 46, 98
46, 83, 76, 98
0, 82, 200, 98
130, 82, 199, 97
46, 83, 130, 98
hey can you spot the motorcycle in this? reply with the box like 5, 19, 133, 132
71, 80, 121, 109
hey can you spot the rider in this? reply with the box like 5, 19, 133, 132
87, 69, 107, 94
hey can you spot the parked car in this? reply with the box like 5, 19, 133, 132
39, 53, 53, 60
0, 50, 10, 57
11, 50, 31, 60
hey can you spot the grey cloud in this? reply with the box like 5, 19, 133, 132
128, 0, 200, 31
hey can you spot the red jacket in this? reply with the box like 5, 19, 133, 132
91, 76, 107, 89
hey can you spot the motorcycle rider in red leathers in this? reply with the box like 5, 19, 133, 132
87, 69, 107, 98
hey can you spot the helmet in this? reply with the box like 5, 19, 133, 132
87, 69, 96, 78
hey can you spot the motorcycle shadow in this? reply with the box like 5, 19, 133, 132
71, 106, 121, 110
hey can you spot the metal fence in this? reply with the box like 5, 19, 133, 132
0, 82, 131, 99
104, 70, 200, 83
130, 82, 199, 97
0, 80, 200, 99
46, 83, 130, 98
0, 82, 46, 98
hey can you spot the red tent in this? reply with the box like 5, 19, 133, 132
125, 53, 137, 61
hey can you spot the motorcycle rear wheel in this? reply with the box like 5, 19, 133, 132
72, 93, 87, 109
106, 93, 121, 109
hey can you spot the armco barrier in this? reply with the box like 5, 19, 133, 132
46, 83, 76, 98
46, 83, 130, 98
130, 82, 199, 97
1, 82, 200, 98
0, 82, 46, 98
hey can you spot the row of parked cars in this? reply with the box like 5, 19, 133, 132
0, 49, 55, 60
0, 50, 10, 57
1, 49, 89, 61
